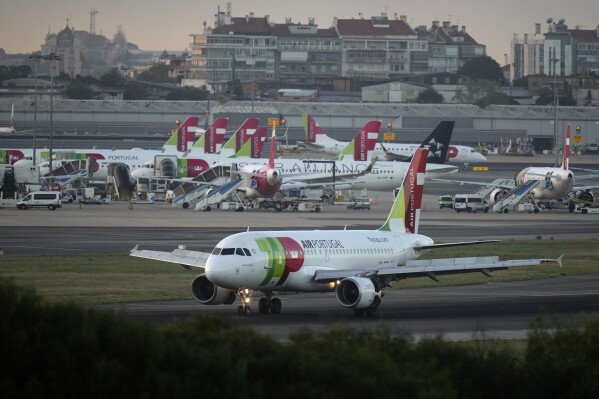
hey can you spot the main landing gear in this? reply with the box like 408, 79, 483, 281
236, 289, 283, 316
258, 291, 282, 314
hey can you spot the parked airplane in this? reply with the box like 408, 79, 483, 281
435, 123, 599, 205
0, 102, 16, 133
299, 114, 487, 165
131, 148, 562, 316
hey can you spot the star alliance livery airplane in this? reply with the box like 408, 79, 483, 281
131, 148, 563, 316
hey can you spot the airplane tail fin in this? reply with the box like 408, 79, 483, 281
378, 148, 428, 233
170, 116, 200, 152
194, 117, 228, 154
268, 123, 277, 169
9, 102, 14, 130
334, 120, 381, 161
562, 123, 570, 170
232, 127, 267, 158
303, 113, 324, 143
418, 121, 454, 164
219, 118, 259, 156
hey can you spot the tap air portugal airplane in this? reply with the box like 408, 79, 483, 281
138, 120, 457, 195
300, 114, 487, 165
13, 117, 230, 182
435, 123, 599, 204
131, 148, 563, 316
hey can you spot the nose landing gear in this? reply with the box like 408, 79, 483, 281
236, 288, 252, 316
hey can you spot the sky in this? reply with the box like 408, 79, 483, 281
1, 0, 598, 64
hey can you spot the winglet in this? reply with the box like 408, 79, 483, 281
541, 253, 564, 268
130, 244, 139, 253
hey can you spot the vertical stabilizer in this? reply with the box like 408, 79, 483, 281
334, 120, 381, 161
419, 121, 454, 164
378, 148, 428, 233
304, 114, 324, 143
562, 123, 570, 170
268, 124, 277, 169
220, 118, 259, 157
9, 102, 14, 131
191, 117, 228, 154
232, 127, 267, 158
173, 116, 200, 152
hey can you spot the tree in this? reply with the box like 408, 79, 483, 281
123, 82, 147, 100
535, 87, 577, 106
0, 65, 31, 81
99, 68, 126, 88
231, 79, 244, 100
415, 88, 444, 104
137, 64, 176, 84
453, 79, 516, 107
459, 55, 505, 85
64, 80, 96, 100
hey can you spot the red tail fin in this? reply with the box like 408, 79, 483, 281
252, 128, 267, 158
204, 117, 229, 153
563, 123, 570, 170
306, 114, 325, 143
176, 117, 200, 152
268, 125, 276, 169
354, 121, 381, 161
235, 118, 260, 153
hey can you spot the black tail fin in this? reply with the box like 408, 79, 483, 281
419, 121, 454, 164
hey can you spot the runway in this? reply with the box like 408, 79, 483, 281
101, 273, 599, 341
2, 157, 599, 341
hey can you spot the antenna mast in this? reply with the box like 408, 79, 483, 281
90, 8, 98, 34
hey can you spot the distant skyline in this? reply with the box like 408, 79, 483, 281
1, 0, 598, 65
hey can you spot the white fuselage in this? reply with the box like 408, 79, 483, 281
320, 142, 486, 164
236, 158, 456, 191
517, 167, 575, 200
205, 230, 433, 292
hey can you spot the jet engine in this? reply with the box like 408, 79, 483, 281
266, 168, 281, 186
489, 188, 508, 202
191, 274, 236, 305
335, 277, 382, 310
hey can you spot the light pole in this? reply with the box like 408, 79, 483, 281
43, 52, 62, 176
28, 52, 42, 167
250, 50, 256, 114
552, 56, 559, 166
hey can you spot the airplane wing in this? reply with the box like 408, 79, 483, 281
429, 177, 515, 189
313, 254, 563, 283
130, 245, 210, 269
296, 141, 325, 151
380, 143, 411, 162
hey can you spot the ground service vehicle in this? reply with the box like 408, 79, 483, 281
17, 191, 62, 210
453, 194, 489, 213
438, 195, 454, 209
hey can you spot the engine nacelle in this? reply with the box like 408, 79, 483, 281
489, 188, 508, 203
335, 277, 381, 310
191, 274, 236, 305
266, 168, 281, 186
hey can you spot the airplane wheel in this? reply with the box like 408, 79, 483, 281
244, 306, 252, 316
258, 298, 270, 314
270, 298, 282, 314
237, 305, 244, 315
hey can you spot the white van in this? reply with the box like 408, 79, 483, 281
453, 194, 489, 213
17, 191, 62, 210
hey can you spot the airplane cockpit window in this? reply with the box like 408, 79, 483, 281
211, 248, 222, 255
221, 248, 235, 255
243, 248, 251, 256
236, 248, 245, 256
